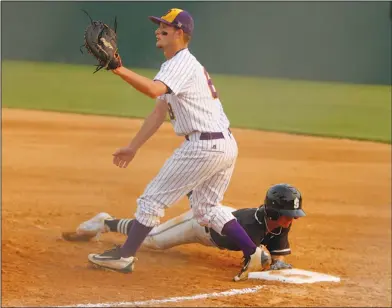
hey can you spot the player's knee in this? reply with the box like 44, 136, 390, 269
136, 196, 165, 227
143, 236, 165, 250
191, 204, 211, 227
192, 204, 235, 234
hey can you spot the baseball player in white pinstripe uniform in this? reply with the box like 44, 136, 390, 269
87, 8, 270, 281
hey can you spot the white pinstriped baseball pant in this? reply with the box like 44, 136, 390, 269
135, 130, 238, 234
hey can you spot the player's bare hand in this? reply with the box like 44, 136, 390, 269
270, 260, 292, 270
112, 146, 137, 168
112, 67, 121, 75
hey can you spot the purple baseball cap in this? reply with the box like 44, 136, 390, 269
148, 8, 194, 35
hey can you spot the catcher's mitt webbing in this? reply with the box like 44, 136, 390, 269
80, 9, 121, 73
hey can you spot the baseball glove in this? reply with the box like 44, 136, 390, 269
260, 244, 272, 270
80, 10, 122, 73
233, 245, 272, 281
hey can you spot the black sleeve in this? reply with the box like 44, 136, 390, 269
210, 208, 262, 251
267, 224, 291, 256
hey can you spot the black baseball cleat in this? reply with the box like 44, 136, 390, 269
88, 245, 137, 273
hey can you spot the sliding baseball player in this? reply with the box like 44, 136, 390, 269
64, 183, 305, 271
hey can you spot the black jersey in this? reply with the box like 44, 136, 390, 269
209, 207, 291, 256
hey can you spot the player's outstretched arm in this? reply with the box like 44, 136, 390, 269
112, 99, 168, 168
112, 66, 168, 99
128, 99, 168, 149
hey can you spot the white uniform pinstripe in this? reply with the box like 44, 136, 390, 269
135, 48, 238, 235
155, 48, 229, 135
142, 206, 237, 250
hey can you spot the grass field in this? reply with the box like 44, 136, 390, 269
2, 60, 391, 143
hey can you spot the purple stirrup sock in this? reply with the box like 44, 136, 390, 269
120, 219, 153, 258
222, 219, 257, 257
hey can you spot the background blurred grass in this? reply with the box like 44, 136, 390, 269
2, 60, 391, 143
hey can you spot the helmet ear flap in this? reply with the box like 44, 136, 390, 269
264, 205, 280, 221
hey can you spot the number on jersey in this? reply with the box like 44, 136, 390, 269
204, 68, 218, 99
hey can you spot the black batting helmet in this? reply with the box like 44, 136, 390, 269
263, 183, 306, 220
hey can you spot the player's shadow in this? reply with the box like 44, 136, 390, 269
140, 244, 242, 269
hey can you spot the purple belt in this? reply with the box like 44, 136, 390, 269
185, 129, 231, 141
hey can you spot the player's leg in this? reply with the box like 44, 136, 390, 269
142, 209, 215, 249
94, 210, 208, 249
188, 134, 239, 234
76, 212, 113, 237
76, 209, 217, 249
119, 140, 234, 256
75, 194, 230, 248
75, 190, 196, 238
190, 164, 237, 234
190, 160, 268, 281
131, 194, 232, 249
74, 208, 234, 249
88, 139, 235, 271
135, 140, 233, 226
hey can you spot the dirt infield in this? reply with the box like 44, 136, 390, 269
2, 108, 391, 307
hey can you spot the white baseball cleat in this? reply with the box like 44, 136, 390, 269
76, 212, 113, 239
233, 245, 272, 282
88, 245, 137, 273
